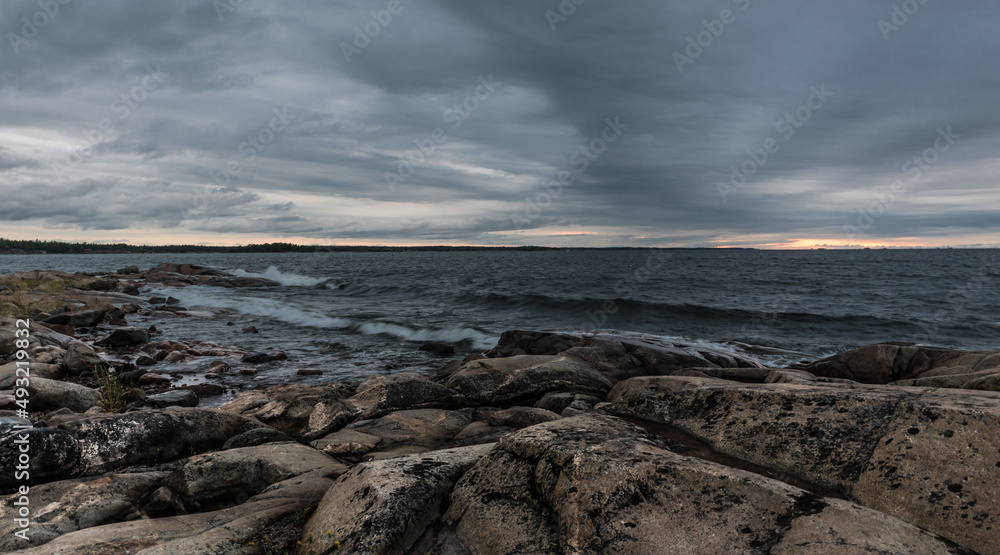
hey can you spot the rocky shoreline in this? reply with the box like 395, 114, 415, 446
1, 264, 999, 553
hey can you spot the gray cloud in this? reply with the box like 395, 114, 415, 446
0, 0, 998, 246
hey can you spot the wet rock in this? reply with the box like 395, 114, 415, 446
300, 444, 493, 555
419, 342, 456, 355
101, 327, 150, 348
146, 390, 199, 408
119, 303, 140, 314
297, 368, 323, 376
487, 406, 561, 428
134, 355, 157, 366
116, 265, 139, 275
445, 355, 613, 406
241, 349, 286, 363
183, 383, 225, 397
148, 296, 167, 305
43, 309, 106, 328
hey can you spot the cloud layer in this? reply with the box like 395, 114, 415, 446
1, 0, 998, 247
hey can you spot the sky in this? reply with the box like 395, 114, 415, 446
0, 0, 998, 248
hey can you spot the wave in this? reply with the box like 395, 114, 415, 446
352, 321, 496, 350
230, 266, 330, 287
150, 286, 495, 350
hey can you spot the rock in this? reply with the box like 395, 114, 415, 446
349, 372, 466, 420
165, 296, 181, 305
445, 354, 614, 406
242, 325, 258, 333
487, 406, 561, 428
63, 341, 108, 374
486, 330, 586, 358
297, 369, 323, 376
799, 343, 1000, 384
535, 391, 603, 414
242, 352, 272, 363
183, 383, 225, 398
419, 342, 456, 355
146, 390, 199, 408
44, 323, 76, 337
0, 471, 167, 551
440, 413, 961, 554
604, 381, 1000, 554
15, 378, 102, 412
2, 408, 267, 487
0, 362, 63, 388
300, 444, 493, 555
0, 416, 31, 436
219, 383, 356, 437
101, 327, 150, 348
116, 265, 139, 275
222, 426, 293, 449
43, 309, 106, 328
119, 303, 140, 314
137, 373, 170, 385
163, 351, 191, 363
134, 355, 157, 366
10, 473, 331, 554
116, 283, 140, 296
208, 359, 229, 369
238, 367, 257, 376
310, 409, 471, 461
148, 296, 167, 304
163, 442, 344, 511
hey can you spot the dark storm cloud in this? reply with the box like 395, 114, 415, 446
0, 0, 998, 245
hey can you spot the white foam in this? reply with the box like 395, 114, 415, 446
353, 321, 497, 350
230, 266, 329, 287
153, 287, 351, 328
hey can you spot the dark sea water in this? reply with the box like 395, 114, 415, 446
3, 250, 1000, 398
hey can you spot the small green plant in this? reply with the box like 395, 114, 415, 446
94, 365, 131, 413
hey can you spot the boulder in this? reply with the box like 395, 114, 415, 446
604, 381, 1000, 554
300, 444, 493, 555
12, 378, 102, 412
348, 372, 466, 419
163, 442, 345, 511
219, 383, 358, 437
445, 355, 613, 406
310, 408, 471, 461
101, 328, 150, 348
440, 414, 962, 554
43, 309, 106, 328
799, 343, 1000, 384
63, 342, 107, 374
0, 362, 63, 387
11, 471, 331, 554
0, 471, 166, 551
146, 390, 199, 408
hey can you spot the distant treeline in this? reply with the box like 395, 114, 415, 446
0, 238, 562, 254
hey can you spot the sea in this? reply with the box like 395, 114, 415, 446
3, 249, 999, 402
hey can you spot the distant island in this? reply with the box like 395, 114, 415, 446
0, 238, 754, 254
